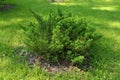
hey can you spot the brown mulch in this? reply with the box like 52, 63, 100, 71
14, 47, 90, 74
28, 55, 72, 74
17, 49, 81, 74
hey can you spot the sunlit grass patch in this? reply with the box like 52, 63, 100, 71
107, 21, 120, 28
92, 6, 119, 11
51, 2, 88, 6
91, 0, 113, 3
0, 18, 28, 27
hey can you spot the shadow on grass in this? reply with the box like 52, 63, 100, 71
0, 42, 16, 56
90, 36, 120, 78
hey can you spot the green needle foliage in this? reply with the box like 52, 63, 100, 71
21, 9, 100, 64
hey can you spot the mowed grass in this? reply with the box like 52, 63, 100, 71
0, 0, 120, 79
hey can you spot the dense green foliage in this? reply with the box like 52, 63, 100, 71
21, 9, 99, 64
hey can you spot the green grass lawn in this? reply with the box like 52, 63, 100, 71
0, 0, 120, 79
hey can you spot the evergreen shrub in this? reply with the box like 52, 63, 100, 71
21, 9, 100, 64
